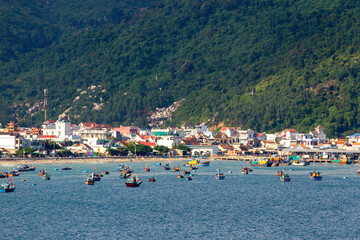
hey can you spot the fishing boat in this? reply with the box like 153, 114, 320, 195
249, 159, 272, 167
241, 167, 249, 175
357, 170, 360, 176
271, 161, 280, 167
163, 166, 171, 171
62, 167, 72, 170
186, 176, 193, 181
155, 162, 162, 166
309, 171, 322, 181
276, 170, 284, 177
38, 169, 46, 175
8, 171, 19, 177
28, 166, 36, 171
292, 161, 306, 166
0, 178, 16, 192
148, 177, 156, 182
178, 174, 184, 179
119, 172, 131, 179
173, 167, 181, 172
103, 170, 110, 175
85, 177, 94, 185
144, 164, 150, 172
42, 173, 51, 180
125, 175, 142, 187
280, 173, 291, 182
190, 166, 198, 170
197, 161, 210, 167
183, 170, 191, 175
215, 169, 225, 180
16, 165, 34, 172
90, 172, 101, 181
331, 159, 351, 165
0, 171, 7, 178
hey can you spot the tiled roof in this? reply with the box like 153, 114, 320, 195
138, 141, 156, 147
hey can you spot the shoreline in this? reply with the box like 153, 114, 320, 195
0, 157, 193, 166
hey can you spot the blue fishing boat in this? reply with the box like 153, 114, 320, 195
215, 169, 225, 180
0, 178, 16, 192
309, 171, 322, 181
42, 173, 51, 180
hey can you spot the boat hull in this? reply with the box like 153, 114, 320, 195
310, 176, 322, 181
125, 182, 142, 187
85, 181, 94, 185
280, 178, 291, 182
250, 162, 272, 167
0, 188, 15, 192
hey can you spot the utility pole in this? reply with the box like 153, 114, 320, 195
44, 89, 48, 124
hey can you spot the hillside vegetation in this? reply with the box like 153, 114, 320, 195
1, 0, 360, 137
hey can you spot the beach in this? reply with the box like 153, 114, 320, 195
0, 156, 192, 166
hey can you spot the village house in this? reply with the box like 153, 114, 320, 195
309, 125, 327, 143
73, 122, 113, 148
0, 132, 24, 152
113, 126, 140, 138
42, 120, 73, 139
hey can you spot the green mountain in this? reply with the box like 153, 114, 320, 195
2, 0, 360, 137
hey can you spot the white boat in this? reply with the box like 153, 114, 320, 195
292, 161, 306, 166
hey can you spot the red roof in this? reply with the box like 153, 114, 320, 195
220, 144, 235, 150
221, 127, 236, 132
283, 129, 297, 133
138, 135, 150, 140
138, 141, 156, 147
256, 133, 265, 137
80, 122, 98, 128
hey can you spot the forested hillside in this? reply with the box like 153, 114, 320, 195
2, 0, 360, 137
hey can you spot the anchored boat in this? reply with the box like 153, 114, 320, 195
125, 175, 142, 187
0, 178, 16, 192
309, 171, 322, 181
215, 169, 225, 180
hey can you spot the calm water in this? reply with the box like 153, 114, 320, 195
1, 160, 359, 240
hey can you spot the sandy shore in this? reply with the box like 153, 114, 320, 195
0, 157, 192, 166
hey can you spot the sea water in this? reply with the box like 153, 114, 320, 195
1, 160, 359, 240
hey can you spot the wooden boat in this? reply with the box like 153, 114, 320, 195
163, 166, 171, 170
38, 169, 46, 175
215, 169, 225, 180
119, 172, 131, 179
241, 167, 249, 175
148, 177, 156, 182
0, 171, 7, 178
125, 175, 142, 187
62, 167, 72, 170
144, 164, 150, 172
271, 162, 280, 167
186, 176, 193, 181
103, 170, 110, 175
280, 173, 291, 182
292, 161, 306, 166
0, 178, 16, 192
178, 174, 184, 179
183, 170, 191, 175
332, 159, 350, 165
190, 166, 198, 170
276, 170, 284, 177
90, 172, 101, 181
197, 161, 210, 167
28, 166, 36, 171
173, 167, 181, 172
250, 160, 272, 167
309, 171, 322, 181
85, 178, 94, 185
155, 162, 162, 166
42, 174, 51, 180
8, 170, 19, 177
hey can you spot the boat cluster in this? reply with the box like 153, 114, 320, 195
276, 170, 323, 182
85, 168, 110, 185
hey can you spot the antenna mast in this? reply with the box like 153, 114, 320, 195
44, 89, 48, 124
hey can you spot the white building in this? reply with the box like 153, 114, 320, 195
0, 132, 24, 150
42, 120, 73, 139
156, 135, 181, 149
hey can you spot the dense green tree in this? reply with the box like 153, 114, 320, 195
154, 145, 169, 155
